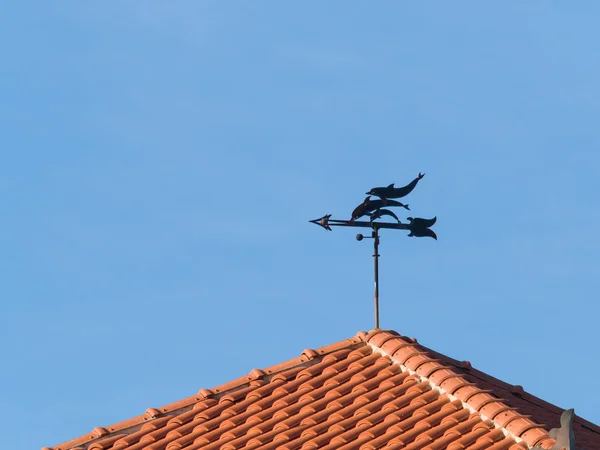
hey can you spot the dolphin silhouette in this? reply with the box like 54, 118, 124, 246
369, 208, 401, 223
351, 198, 409, 221
366, 172, 425, 201
364, 199, 409, 213
351, 196, 372, 221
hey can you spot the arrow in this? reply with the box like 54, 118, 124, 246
309, 214, 437, 238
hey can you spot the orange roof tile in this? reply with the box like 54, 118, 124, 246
45, 330, 600, 450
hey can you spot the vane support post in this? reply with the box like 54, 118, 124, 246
373, 227, 380, 329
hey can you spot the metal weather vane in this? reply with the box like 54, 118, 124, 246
310, 172, 436, 329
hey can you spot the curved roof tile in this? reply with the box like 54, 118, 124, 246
46, 330, 599, 450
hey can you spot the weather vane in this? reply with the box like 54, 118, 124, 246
310, 172, 437, 329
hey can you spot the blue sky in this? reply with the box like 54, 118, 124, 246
1, 3, 599, 449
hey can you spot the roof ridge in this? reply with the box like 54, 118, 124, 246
358, 329, 555, 449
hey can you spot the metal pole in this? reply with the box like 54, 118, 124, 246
373, 227, 380, 329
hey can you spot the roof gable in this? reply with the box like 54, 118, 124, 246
45, 330, 600, 450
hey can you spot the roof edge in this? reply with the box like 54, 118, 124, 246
46, 335, 365, 450
358, 329, 556, 449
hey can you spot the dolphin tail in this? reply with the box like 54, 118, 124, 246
388, 173, 424, 198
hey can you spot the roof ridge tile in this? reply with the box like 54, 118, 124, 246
361, 330, 556, 448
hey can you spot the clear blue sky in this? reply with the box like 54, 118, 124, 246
1, 3, 599, 449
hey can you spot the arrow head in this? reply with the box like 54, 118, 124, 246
309, 214, 332, 231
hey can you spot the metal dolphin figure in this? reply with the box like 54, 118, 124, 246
365, 199, 409, 213
351, 197, 410, 221
351, 196, 372, 221
369, 208, 401, 223
406, 216, 437, 240
366, 172, 425, 201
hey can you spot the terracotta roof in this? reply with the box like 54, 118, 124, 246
45, 329, 600, 450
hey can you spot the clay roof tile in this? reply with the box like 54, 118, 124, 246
46, 329, 600, 450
